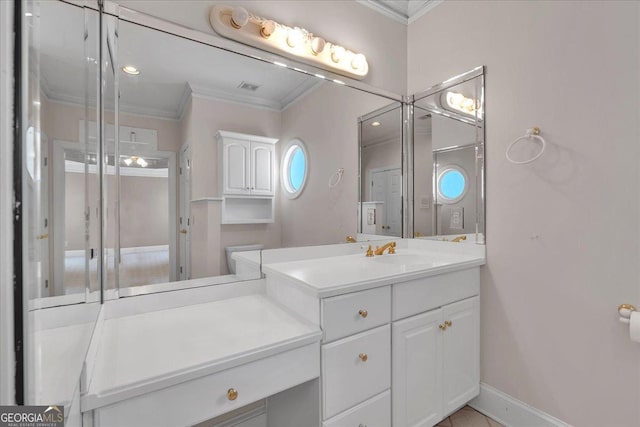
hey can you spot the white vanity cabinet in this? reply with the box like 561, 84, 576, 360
392, 296, 479, 427
217, 130, 277, 197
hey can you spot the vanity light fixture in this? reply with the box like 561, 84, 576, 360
310, 36, 325, 55
287, 28, 304, 48
230, 6, 249, 29
260, 20, 276, 38
330, 45, 346, 63
122, 65, 140, 75
209, 4, 368, 80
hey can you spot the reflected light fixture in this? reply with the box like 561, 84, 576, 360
122, 65, 140, 75
123, 156, 148, 167
209, 4, 368, 80
446, 91, 481, 116
371, 121, 381, 127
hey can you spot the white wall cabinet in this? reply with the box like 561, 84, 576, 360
392, 296, 479, 427
218, 131, 276, 197
217, 131, 278, 223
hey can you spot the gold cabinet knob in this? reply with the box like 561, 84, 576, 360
359, 353, 368, 362
180, 229, 187, 234
358, 309, 368, 318
36, 233, 49, 240
227, 388, 238, 401
439, 324, 447, 331
445, 320, 452, 327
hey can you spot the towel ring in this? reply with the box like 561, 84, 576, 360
328, 168, 344, 188
506, 127, 546, 165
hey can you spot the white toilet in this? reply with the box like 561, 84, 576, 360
225, 244, 264, 275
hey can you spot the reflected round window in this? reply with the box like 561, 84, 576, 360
437, 167, 467, 203
282, 139, 308, 198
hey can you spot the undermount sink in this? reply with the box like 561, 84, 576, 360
370, 253, 433, 266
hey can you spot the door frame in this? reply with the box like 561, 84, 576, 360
179, 144, 191, 280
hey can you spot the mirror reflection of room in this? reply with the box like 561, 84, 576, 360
359, 106, 403, 237
413, 73, 485, 243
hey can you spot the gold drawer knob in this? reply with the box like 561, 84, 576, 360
359, 353, 368, 362
358, 309, 368, 318
445, 320, 452, 327
227, 388, 238, 401
439, 324, 447, 331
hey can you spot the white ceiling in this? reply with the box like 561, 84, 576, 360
39, 1, 321, 120
356, 0, 443, 24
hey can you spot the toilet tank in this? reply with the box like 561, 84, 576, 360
225, 244, 264, 274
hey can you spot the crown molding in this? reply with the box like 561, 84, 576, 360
356, 0, 444, 25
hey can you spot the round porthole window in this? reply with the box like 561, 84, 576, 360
282, 138, 308, 199
437, 166, 467, 203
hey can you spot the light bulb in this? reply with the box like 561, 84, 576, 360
287, 28, 303, 48
122, 65, 140, 75
124, 158, 132, 166
331, 45, 345, 63
230, 7, 249, 29
261, 20, 276, 38
137, 158, 148, 168
310, 37, 325, 55
351, 53, 366, 70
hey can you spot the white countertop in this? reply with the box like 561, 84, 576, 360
83, 294, 321, 411
262, 241, 486, 297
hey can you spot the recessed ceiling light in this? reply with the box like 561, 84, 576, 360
25, 12, 33, 17
122, 65, 140, 75
371, 121, 381, 127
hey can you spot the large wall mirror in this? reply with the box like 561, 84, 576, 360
412, 67, 485, 243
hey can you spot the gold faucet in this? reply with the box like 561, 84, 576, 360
374, 241, 396, 255
365, 245, 374, 257
345, 235, 357, 243
451, 235, 467, 243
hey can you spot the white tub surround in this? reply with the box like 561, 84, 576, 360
261, 239, 485, 427
81, 281, 321, 427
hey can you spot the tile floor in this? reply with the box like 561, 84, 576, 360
438, 406, 505, 427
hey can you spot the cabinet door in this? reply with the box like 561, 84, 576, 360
442, 296, 480, 415
222, 138, 251, 195
250, 142, 274, 196
392, 309, 443, 427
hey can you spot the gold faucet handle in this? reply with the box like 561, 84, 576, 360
388, 242, 396, 254
365, 245, 374, 257
346, 235, 357, 243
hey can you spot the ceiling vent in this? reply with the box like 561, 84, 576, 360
238, 81, 260, 92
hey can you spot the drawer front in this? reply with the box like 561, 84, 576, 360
322, 325, 391, 419
323, 390, 390, 427
93, 343, 319, 427
392, 268, 479, 320
322, 286, 390, 342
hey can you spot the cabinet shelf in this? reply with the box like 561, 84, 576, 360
221, 196, 274, 224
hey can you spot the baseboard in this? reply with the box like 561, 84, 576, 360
469, 383, 572, 427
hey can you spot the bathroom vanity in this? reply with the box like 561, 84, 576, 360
261, 239, 484, 427
76, 239, 484, 427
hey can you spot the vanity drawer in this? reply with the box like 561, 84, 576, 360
92, 343, 319, 427
321, 286, 390, 342
322, 325, 391, 419
323, 390, 390, 427
392, 268, 479, 320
